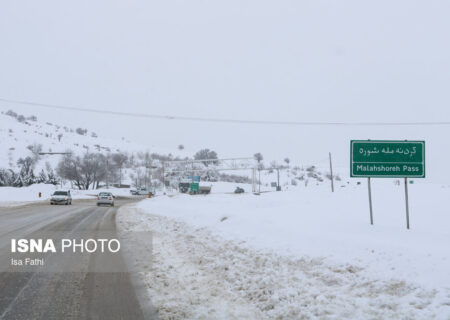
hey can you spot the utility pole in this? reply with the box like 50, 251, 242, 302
258, 168, 261, 193
252, 168, 257, 193
106, 157, 109, 189
329, 152, 334, 192
118, 164, 122, 188
144, 166, 148, 189
162, 161, 166, 194
277, 167, 280, 189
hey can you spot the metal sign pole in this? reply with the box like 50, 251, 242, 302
329, 152, 334, 192
277, 168, 280, 189
368, 177, 374, 225
162, 161, 166, 194
258, 169, 261, 193
404, 177, 410, 229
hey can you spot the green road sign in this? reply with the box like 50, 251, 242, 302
350, 140, 425, 178
190, 183, 199, 192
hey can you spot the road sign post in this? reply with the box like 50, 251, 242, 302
350, 140, 425, 229
368, 177, 373, 225
404, 177, 410, 230
329, 152, 334, 192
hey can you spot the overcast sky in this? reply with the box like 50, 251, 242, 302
1, 1, 449, 180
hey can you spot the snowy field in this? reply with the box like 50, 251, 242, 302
119, 181, 450, 319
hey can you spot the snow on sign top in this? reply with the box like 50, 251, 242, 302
350, 140, 425, 178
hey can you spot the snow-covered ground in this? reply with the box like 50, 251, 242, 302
0, 184, 60, 206
119, 181, 450, 319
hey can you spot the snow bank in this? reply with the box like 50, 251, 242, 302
131, 180, 450, 318
136, 181, 450, 288
0, 184, 60, 206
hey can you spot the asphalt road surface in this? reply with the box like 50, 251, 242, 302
0, 199, 153, 320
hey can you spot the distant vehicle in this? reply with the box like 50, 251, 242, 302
190, 183, 211, 195
136, 187, 154, 196
179, 180, 211, 195
178, 182, 190, 193
198, 185, 211, 195
130, 189, 138, 195
234, 187, 245, 194
97, 192, 115, 207
50, 190, 72, 205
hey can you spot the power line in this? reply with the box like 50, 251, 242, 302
0, 97, 449, 126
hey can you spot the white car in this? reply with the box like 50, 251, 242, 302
96, 192, 115, 206
136, 187, 155, 196
50, 191, 72, 205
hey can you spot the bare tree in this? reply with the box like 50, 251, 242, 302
137, 152, 154, 188
194, 149, 218, 166
254, 153, 264, 192
130, 168, 145, 188
112, 152, 128, 187
27, 143, 43, 165
75, 128, 88, 135
57, 152, 108, 190
131, 153, 138, 167
254, 153, 263, 163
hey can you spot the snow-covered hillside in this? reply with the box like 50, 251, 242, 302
0, 108, 149, 171
0, 108, 205, 189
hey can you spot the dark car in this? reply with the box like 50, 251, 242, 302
234, 187, 245, 194
179, 182, 190, 193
